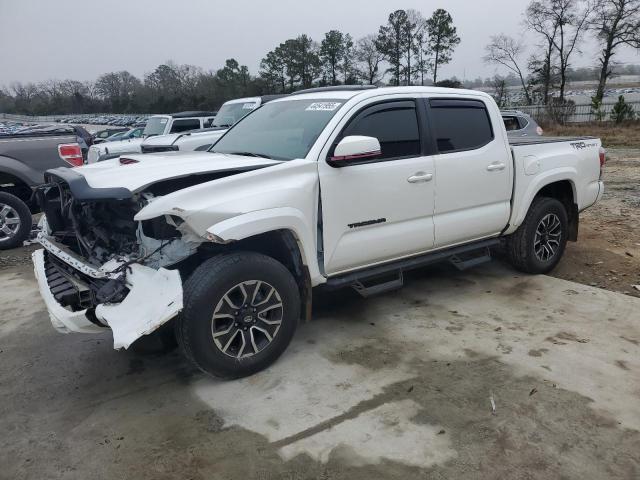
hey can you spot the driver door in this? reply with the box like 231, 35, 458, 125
318, 99, 436, 275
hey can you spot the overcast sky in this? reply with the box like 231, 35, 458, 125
1, 0, 639, 87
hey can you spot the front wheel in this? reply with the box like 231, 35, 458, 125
506, 197, 569, 274
177, 252, 300, 379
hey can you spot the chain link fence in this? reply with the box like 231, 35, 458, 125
510, 101, 640, 124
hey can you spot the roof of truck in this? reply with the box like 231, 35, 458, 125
223, 95, 287, 105
169, 111, 218, 118
272, 86, 493, 102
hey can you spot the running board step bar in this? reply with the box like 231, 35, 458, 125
324, 238, 501, 293
352, 272, 404, 298
449, 247, 492, 271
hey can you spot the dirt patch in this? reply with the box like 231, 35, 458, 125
550, 148, 640, 298
0, 243, 38, 269
328, 342, 404, 370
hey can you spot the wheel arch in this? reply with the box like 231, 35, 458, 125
0, 168, 36, 205
199, 226, 314, 322
533, 180, 578, 241
511, 177, 578, 241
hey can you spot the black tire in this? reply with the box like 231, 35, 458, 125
129, 321, 178, 355
177, 252, 300, 379
0, 192, 32, 250
506, 197, 568, 274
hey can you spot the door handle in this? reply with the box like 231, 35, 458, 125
486, 162, 506, 172
407, 172, 433, 183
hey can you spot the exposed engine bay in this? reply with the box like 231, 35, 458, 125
37, 174, 205, 268
34, 174, 203, 314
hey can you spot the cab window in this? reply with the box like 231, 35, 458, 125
342, 101, 420, 161
170, 119, 201, 133
429, 99, 494, 153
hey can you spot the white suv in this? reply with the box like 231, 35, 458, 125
140, 96, 285, 154
86, 111, 217, 163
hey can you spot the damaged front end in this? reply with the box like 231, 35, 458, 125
33, 171, 200, 348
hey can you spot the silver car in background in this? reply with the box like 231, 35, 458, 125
501, 110, 544, 137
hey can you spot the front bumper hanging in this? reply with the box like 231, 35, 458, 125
33, 240, 184, 349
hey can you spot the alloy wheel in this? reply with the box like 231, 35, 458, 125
534, 213, 562, 262
211, 280, 283, 358
0, 203, 21, 243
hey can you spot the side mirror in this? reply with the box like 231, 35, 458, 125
328, 136, 381, 167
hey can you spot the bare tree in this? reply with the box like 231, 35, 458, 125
526, 0, 591, 101
355, 35, 384, 84
589, 0, 640, 103
525, 5, 559, 105
484, 34, 532, 105
404, 10, 426, 85
490, 75, 508, 107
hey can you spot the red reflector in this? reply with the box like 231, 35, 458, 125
58, 143, 83, 167
119, 157, 139, 165
599, 147, 606, 167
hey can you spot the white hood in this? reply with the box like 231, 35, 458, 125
142, 133, 182, 146
75, 151, 281, 192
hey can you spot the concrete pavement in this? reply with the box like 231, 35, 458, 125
1, 260, 638, 479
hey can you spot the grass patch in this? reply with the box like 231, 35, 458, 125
540, 121, 640, 148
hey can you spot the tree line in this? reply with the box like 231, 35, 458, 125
484, 0, 640, 107
0, 8, 461, 116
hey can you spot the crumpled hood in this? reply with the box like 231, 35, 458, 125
72, 151, 282, 192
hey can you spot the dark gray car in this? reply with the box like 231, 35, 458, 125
0, 130, 83, 249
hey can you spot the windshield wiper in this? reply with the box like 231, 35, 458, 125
224, 151, 273, 159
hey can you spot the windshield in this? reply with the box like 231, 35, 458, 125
212, 101, 258, 127
210, 99, 344, 161
143, 116, 169, 136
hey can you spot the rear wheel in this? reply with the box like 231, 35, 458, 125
0, 192, 32, 250
177, 252, 300, 379
506, 197, 568, 274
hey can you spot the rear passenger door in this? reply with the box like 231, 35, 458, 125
426, 98, 512, 247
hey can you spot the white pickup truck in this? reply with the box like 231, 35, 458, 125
139, 96, 285, 154
32, 86, 605, 379
86, 111, 217, 163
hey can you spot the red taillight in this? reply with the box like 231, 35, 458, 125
119, 157, 139, 165
599, 147, 606, 179
58, 143, 83, 167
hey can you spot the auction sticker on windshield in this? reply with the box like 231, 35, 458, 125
242, 103, 257, 110
306, 102, 342, 112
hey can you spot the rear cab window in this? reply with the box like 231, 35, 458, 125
428, 99, 494, 153
170, 119, 201, 133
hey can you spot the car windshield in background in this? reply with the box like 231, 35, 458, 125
210, 99, 345, 161
213, 102, 258, 127
143, 116, 169, 136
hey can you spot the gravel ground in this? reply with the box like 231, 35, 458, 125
550, 148, 640, 298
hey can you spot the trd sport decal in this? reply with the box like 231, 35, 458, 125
348, 218, 387, 229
